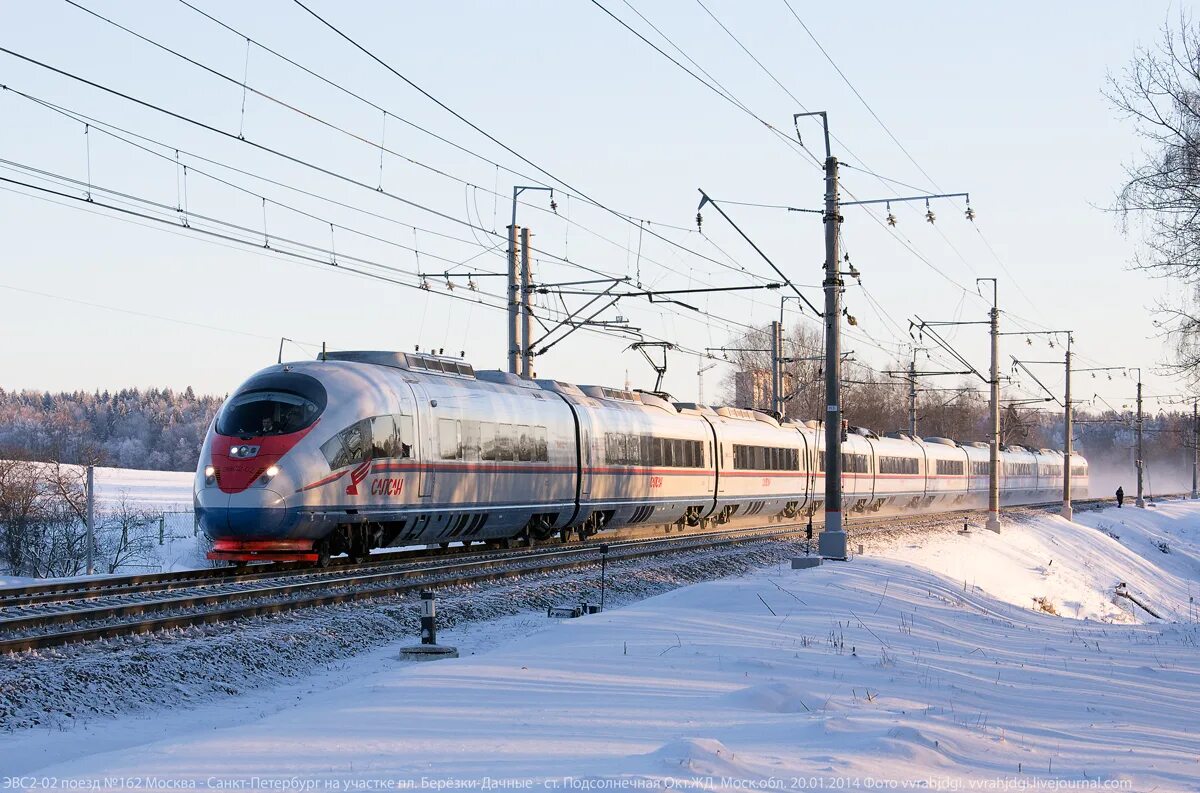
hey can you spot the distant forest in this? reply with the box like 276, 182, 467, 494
0, 387, 222, 471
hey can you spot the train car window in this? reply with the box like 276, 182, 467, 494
496, 424, 515, 461
369, 415, 398, 458
320, 419, 371, 470
517, 425, 533, 462
480, 422, 497, 461
534, 426, 548, 462
879, 456, 917, 475
841, 453, 869, 474
936, 459, 964, 476
217, 390, 322, 437
438, 418, 460, 460
971, 461, 988, 476
461, 420, 482, 461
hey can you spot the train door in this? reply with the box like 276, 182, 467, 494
580, 426, 592, 497
796, 429, 812, 511
411, 384, 435, 499
865, 437, 878, 505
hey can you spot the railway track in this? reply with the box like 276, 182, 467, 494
0, 494, 1170, 654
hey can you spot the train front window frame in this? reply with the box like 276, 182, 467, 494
217, 390, 321, 438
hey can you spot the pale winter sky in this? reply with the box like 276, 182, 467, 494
0, 1, 1189, 416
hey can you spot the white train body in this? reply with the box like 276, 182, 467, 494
195, 351, 1089, 563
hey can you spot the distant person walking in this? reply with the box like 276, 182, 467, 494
1116, 486, 1125, 508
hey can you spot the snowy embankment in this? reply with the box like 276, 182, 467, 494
3, 503, 1200, 790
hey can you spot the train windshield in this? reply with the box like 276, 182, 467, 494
217, 390, 322, 437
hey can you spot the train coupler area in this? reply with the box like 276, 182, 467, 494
207, 538, 318, 563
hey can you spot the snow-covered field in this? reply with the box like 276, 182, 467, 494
3, 503, 1199, 790
91, 465, 193, 511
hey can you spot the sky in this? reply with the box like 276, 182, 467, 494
0, 0, 1191, 417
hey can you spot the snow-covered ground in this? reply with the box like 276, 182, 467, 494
3, 503, 1199, 790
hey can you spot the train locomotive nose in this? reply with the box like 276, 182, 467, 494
196, 486, 293, 539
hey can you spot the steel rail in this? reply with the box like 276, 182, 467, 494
0, 522, 811, 653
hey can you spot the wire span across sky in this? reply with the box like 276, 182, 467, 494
0, 0, 1180, 407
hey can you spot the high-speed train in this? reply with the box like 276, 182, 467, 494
195, 350, 1088, 564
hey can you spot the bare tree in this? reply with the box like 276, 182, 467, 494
1107, 15, 1200, 381
0, 459, 45, 574
98, 496, 156, 574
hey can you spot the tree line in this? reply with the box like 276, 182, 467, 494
0, 386, 222, 471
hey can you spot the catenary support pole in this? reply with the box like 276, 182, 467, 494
86, 464, 95, 575
985, 279, 1002, 532
1136, 372, 1145, 507
1192, 400, 1198, 500
908, 350, 918, 437
819, 149, 847, 560
1062, 334, 1073, 521
506, 224, 520, 374
770, 320, 782, 416
520, 226, 533, 379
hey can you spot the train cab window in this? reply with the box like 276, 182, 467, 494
439, 418, 460, 460
396, 414, 413, 458
321, 419, 371, 470
370, 415, 398, 458
218, 390, 321, 437
517, 425, 533, 462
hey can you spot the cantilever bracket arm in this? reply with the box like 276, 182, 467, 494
697, 189, 823, 317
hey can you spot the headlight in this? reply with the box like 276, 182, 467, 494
204, 465, 216, 485
259, 465, 280, 485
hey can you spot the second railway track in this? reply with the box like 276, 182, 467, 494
0, 494, 1161, 655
